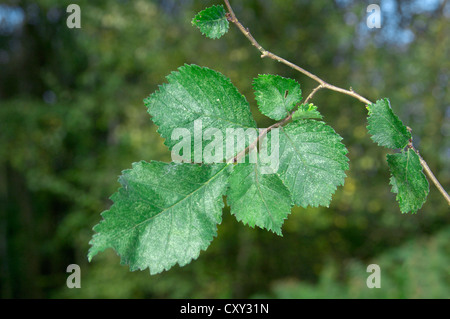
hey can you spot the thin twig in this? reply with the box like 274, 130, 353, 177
224, 0, 372, 105
411, 146, 450, 205
230, 119, 284, 163
224, 0, 449, 206
304, 84, 324, 104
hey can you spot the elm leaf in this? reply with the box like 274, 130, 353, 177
227, 156, 293, 235
275, 120, 349, 207
367, 98, 411, 149
144, 64, 257, 162
387, 149, 429, 213
192, 5, 229, 39
292, 103, 323, 121
88, 161, 232, 274
253, 74, 302, 120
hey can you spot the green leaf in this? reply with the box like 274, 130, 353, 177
88, 161, 232, 274
367, 98, 411, 149
192, 5, 229, 39
387, 149, 429, 213
253, 74, 302, 120
292, 103, 323, 121
144, 64, 257, 162
275, 120, 349, 207
227, 156, 293, 235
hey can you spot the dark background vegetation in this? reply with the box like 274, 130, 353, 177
0, 0, 449, 298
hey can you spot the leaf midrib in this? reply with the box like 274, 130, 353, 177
105, 164, 230, 243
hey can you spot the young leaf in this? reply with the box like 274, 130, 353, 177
192, 5, 229, 39
253, 74, 302, 120
227, 156, 293, 235
292, 103, 323, 121
367, 98, 411, 149
275, 120, 349, 208
144, 64, 257, 162
387, 149, 429, 213
88, 161, 232, 274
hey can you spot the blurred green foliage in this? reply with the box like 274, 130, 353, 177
0, 0, 448, 298
255, 225, 450, 298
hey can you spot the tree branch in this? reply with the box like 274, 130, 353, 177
224, 0, 449, 206
224, 0, 371, 105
